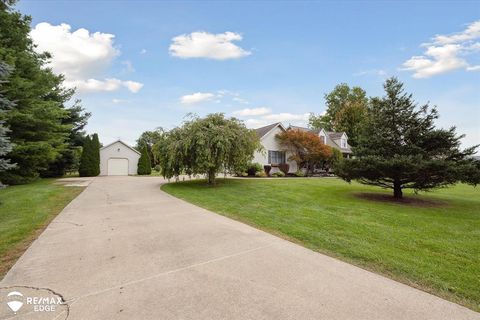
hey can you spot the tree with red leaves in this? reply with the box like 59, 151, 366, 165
276, 129, 332, 176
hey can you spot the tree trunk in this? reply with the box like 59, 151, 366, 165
393, 179, 403, 199
207, 169, 216, 185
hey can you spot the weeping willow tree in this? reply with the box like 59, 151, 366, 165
154, 113, 260, 185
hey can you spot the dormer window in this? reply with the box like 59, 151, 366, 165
341, 138, 347, 148
320, 135, 325, 144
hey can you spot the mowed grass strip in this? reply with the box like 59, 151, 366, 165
162, 178, 480, 311
0, 179, 84, 277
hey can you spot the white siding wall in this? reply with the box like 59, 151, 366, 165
253, 126, 297, 173
100, 141, 141, 176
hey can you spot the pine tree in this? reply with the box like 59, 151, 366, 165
91, 133, 100, 176
78, 136, 93, 177
0, 62, 15, 186
336, 77, 479, 199
0, 2, 89, 183
137, 144, 151, 175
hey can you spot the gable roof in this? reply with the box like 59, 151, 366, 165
327, 132, 344, 140
286, 125, 352, 153
254, 122, 285, 139
287, 125, 311, 132
100, 140, 141, 155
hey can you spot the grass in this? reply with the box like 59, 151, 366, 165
162, 178, 480, 311
0, 179, 84, 278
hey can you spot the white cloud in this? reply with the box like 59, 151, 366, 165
401, 20, 480, 78
353, 69, 387, 77
244, 118, 269, 128
232, 97, 249, 104
169, 31, 251, 60
233, 107, 271, 116
30, 22, 143, 93
65, 78, 122, 93
64, 79, 143, 93
262, 112, 309, 122
180, 92, 215, 105
244, 112, 310, 129
432, 21, 480, 45
123, 81, 143, 93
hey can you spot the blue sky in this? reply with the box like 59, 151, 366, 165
18, 1, 480, 150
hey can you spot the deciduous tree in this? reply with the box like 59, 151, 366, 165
136, 128, 164, 167
309, 84, 368, 147
154, 113, 260, 185
277, 129, 332, 176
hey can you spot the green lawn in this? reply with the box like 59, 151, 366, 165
162, 178, 480, 311
0, 179, 84, 277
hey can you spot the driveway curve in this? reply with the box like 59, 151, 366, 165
1, 176, 478, 320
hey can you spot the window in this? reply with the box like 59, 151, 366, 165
341, 138, 347, 148
320, 135, 325, 144
268, 150, 286, 165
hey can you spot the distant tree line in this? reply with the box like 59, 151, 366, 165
0, 1, 91, 184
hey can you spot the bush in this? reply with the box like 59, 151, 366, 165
294, 170, 305, 177
137, 144, 152, 175
247, 162, 263, 176
154, 165, 161, 172
278, 163, 289, 175
255, 171, 267, 177
272, 171, 285, 177
263, 165, 272, 176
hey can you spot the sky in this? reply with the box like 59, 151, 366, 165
17, 0, 480, 151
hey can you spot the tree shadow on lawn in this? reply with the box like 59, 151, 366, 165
352, 192, 449, 208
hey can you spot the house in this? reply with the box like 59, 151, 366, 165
253, 122, 297, 173
100, 140, 141, 176
253, 123, 352, 174
287, 125, 352, 157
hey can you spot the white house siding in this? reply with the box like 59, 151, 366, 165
253, 126, 297, 173
100, 141, 141, 176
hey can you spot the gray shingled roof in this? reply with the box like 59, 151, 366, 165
255, 122, 281, 138
287, 125, 311, 132
327, 132, 344, 140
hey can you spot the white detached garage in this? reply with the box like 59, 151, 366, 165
100, 140, 141, 176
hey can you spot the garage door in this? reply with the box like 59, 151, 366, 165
107, 158, 129, 176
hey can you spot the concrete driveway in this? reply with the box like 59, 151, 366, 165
1, 176, 478, 320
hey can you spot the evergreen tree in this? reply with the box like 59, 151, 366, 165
41, 101, 91, 177
79, 136, 92, 177
79, 134, 100, 177
0, 2, 88, 183
336, 78, 479, 199
0, 62, 15, 186
137, 144, 151, 175
91, 133, 100, 176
